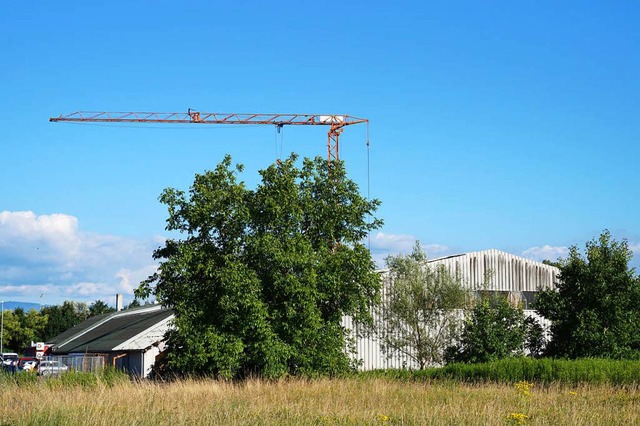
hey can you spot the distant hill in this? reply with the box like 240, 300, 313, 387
2, 301, 41, 312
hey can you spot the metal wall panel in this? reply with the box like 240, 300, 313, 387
428, 249, 559, 292
343, 250, 560, 370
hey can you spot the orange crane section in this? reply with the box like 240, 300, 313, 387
50, 111, 369, 164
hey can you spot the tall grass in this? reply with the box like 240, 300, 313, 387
0, 377, 638, 425
0, 360, 638, 424
0, 367, 129, 389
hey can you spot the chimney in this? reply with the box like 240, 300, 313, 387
116, 294, 123, 312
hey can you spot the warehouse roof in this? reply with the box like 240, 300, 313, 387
379, 249, 560, 292
50, 305, 174, 354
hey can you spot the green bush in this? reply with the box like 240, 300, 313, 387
360, 358, 640, 385
14, 371, 39, 387
98, 367, 130, 387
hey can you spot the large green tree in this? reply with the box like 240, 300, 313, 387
136, 155, 382, 379
536, 230, 640, 358
1, 308, 48, 353
11, 308, 48, 353
373, 242, 468, 368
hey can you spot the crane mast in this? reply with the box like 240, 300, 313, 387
50, 111, 369, 163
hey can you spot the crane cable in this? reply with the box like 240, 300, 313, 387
367, 121, 371, 252
274, 124, 285, 162
274, 125, 278, 160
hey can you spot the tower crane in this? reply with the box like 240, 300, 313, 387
49, 110, 369, 164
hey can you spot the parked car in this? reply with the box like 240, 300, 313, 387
17, 357, 38, 372
37, 360, 69, 376
1, 353, 19, 366
1, 353, 19, 372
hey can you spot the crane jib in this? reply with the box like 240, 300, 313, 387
50, 110, 369, 164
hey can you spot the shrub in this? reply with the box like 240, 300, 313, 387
98, 367, 130, 387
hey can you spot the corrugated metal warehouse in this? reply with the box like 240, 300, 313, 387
47, 250, 559, 376
343, 249, 560, 370
48, 304, 174, 378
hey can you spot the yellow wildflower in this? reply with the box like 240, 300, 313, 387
507, 412, 529, 425
377, 413, 391, 424
515, 381, 534, 397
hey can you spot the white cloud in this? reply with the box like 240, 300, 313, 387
370, 232, 417, 254
0, 211, 81, 267
0, 211, 159, 305
0, 284, 53, 297
116, 265, 158, 295
422, 244, 452, 258
64, 282, 110, 297
368, 232, 451, 268
521, 245, 569, 262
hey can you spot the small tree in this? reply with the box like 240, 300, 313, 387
446, 292, 528, 364
373, 242, 468, 368
89, 300, 116, 317
536, 230, 640, 358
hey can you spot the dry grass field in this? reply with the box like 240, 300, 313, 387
1, 378, 639, 425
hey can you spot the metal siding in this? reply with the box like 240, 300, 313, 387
345, 249, 560, 370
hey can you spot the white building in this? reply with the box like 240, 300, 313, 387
47, 250, 559, 376
344, 249, 560, 370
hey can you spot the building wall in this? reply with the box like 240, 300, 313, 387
343, 250, 559, 370
142, 346, 164, 378
111, 348, 164, 378
113, 352, 143, 376
428, 249, 559, 293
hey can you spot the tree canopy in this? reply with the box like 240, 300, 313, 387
136, 155, 382, 379
536, 230, 640, 358
40, 301, 88, 342
1, 308, 48, 353
89, 300, 116, 317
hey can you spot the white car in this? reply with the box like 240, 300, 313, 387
37, 360, 69, 376
1, 353, 19, 368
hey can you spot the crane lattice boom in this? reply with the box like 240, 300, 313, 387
50, 111, 368, 163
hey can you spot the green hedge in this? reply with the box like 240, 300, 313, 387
360, 358, 640, 385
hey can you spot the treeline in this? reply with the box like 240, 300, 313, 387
2, 299, 141, 353
131, 156, 639, 379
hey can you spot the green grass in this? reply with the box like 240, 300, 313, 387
361, 357, 640, 385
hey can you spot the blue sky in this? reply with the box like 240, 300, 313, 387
1, 1, 639, 305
